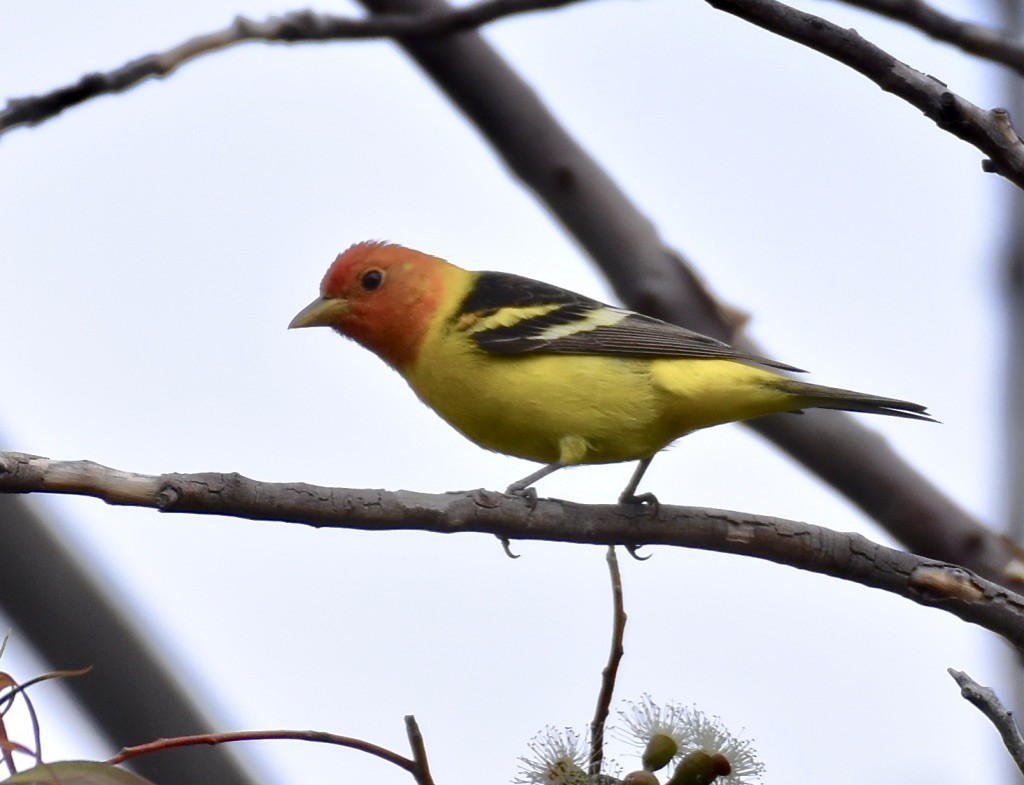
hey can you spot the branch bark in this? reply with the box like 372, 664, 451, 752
2, 451, 1023, 655
833, 0, 1024, 76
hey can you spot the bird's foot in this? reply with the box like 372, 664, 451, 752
505, 482, 539, 509
618, 490, 659, 513
619, 490, 656, 559
498, 536, 521, 559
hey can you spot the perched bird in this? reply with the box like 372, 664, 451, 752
290, 241, 931, 503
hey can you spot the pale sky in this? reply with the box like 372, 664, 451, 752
0, 1, 1011, 784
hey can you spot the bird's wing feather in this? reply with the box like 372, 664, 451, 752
455, 272, 802, 372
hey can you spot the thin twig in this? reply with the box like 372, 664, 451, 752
0, 676, 18, 777
948, 669, 1024, 776
0, 0, 588, 136
107, 729, 416, 773
834, 0, 1024, 76
589, 546, 626, 776
405, 716, 437, 785
3, 450, 1024, 655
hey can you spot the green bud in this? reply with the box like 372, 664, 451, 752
642, 733, 679, 772
624, 770, 660, 785
665, 751, 719, 785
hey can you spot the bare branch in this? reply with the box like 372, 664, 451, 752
8, 0, 1024, 188
404, 716, 437, 785
3, 450, 1024, 655
948, 669, 1024, 776
107, 729, 416, 774
704, 0, 1024, 186
0, 0, 587, 136
589, 546, 626, 776
832, 0, 1024, 77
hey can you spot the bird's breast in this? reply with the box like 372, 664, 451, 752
403, 340, 678, 465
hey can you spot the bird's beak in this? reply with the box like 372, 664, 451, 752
288, 297, 350, 329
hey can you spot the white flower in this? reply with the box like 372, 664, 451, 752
679, 711, 764, 785
616, 698, 763, 784
615, 696, 694, 770
514, 727, 591, 785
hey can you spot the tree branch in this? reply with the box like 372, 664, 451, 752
107, 729, 416, 774
0, 0, 587, 136
2, 451, 1024, 656
832, 0, 1024, 77
948, 669, 1024, 776
589, 546, 625, 776
704, 0, 1024, 186
8, 2, 1024, 187
404, 716, 436, 785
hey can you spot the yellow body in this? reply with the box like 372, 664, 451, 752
404, 264, 799, 466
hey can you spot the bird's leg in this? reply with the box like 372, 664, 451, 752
618, 457, 658, 508
506, 461, 565, 503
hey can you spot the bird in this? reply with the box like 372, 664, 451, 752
289, 241, 932, 504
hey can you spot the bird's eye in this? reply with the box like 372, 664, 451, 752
360, 269, 384, 291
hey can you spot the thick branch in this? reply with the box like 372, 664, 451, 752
834, 0, 1024, 77
2, 451, 1024, 655
0, 1, 586, 135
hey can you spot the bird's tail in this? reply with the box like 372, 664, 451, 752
776, 379, 935, 422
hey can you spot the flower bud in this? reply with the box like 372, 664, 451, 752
642, 732, 678, 772
624, 769, 660, 785
665, 750, 718, 785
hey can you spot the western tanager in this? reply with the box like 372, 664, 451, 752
290, 241, 931, 503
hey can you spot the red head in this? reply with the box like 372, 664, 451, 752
289, 241, 453, 370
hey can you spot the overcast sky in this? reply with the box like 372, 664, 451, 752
0, 1, 1013, 784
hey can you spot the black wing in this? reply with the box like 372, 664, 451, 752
457, 271, 802, 372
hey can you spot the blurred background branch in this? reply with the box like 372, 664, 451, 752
0, 491, 255, 785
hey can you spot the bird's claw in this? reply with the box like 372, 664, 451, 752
626, 543, 651, 561
618, 491, 659, 513
499, 536, 521, 559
